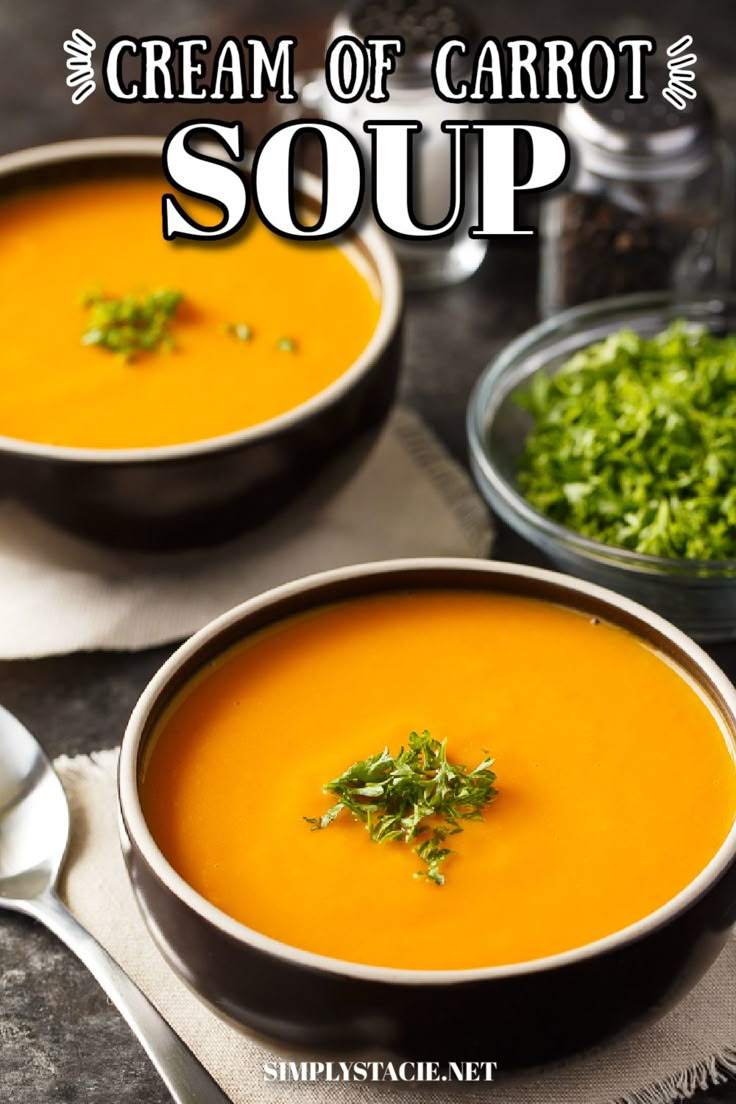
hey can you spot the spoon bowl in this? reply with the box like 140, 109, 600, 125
0, 703, 232, 1103
0, 705, 68, 901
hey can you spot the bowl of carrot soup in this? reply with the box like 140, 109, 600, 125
119, 558, 736, 1065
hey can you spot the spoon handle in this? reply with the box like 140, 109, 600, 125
25, 889, 234, 1104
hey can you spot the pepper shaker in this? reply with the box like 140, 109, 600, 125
540, 75, 735, 316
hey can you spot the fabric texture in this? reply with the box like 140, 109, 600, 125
0, 408, 492, 659
55, 749, 736, 1104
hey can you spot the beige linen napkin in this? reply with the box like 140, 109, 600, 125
55, 750, 736, 1104
0, 408, 492, 659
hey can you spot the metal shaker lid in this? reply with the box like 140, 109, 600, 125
561, 66, 717, 178
331, 0, 479, 85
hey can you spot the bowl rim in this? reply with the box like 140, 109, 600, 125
118, 556, 736, 985
467, 291, 736, 577
0, 135, 402, 464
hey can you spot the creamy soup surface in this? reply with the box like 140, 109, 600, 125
142, 591, 736, 970
0, 175, 380, 448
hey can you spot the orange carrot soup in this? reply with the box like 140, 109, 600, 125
0, 175, 380, 449
141, 591, 736, 970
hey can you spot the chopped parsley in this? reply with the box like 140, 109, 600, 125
81, 288, 183, 362
517, 322, 736, 560
305, 730, 497, 886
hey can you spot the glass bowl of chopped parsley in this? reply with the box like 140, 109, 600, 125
467, 292, 736, 642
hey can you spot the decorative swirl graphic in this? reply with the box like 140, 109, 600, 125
63, 28, 97, 106
663, 35, 697, 111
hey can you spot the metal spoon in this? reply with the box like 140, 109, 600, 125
0, 703, 233, 1104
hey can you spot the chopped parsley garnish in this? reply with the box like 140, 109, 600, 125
305, 730, 497, 886
81, 288, 183, 362
225, 322, 253, 342
517, 322, 736, 560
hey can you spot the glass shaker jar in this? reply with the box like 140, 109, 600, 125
294, 0, 489, 289
540, 78, 735, 316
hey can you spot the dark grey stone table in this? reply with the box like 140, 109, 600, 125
2, 1, 736, 1100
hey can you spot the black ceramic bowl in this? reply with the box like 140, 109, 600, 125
119, 559, 736, 1068
0, 138, 402, 550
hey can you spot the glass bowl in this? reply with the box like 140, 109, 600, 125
467, 292, 736, 643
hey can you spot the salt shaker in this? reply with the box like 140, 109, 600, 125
540, 76, 735, 316
297, 0, 489, 289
